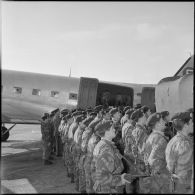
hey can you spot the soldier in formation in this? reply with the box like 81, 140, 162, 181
40, 104, 193, 194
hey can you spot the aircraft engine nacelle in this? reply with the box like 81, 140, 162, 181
155, 73, 193, 118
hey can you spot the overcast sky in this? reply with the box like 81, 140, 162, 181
1, 1, 194, 84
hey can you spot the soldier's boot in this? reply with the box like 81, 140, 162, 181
70, 174, 75, 183
44, 160, 53, 165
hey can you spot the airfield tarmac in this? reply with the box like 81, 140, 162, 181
1, 124, 79, 194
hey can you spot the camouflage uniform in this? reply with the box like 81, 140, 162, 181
140, 130, 170, 193
92, 138, 124, 193
53, 111, 63, 156
165, 132, 193, 194
67, 121, 79, 182
84, 133, 101, 193
42, 118, 52, 160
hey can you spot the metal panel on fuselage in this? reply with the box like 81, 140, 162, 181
2, 70, 80, 123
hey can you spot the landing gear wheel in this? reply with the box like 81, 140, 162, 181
1, 126, 9, 141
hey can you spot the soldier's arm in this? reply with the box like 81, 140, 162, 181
95, 150, 123, 187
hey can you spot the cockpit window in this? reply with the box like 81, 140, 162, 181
32, 89, 41, 96
51, 91, 59, 97
13, 87, 22, 94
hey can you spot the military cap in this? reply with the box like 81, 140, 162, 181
160, 111, 169, 119
82, 116, 94, 127
171, 112, 192, 122
94, 120, 113, 137
146, 112, 161, 127
94, 105, 103, 112
109, 108, 119, 116
89, 112, 97, 117
125, 109, 134, 117
123, 106, 131, 113
141, 106, 150, 114
131, 109, 144, 121
65, 113, 72, 120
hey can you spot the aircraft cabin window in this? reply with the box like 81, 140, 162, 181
13, 87, 22, 94
51, 91, 59, 97
32, 89, 41, 96
69, 93, 78, 100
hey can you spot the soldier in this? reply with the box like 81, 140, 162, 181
41, 113, 54, 165
63, 114, 73, 176
52, 108, 64, 157
122, 108, 135, 143
72, 115, 86, 191
109, 107, 122, 123
165, 111, 193, 194
120, 106, 131, 127
83, 113, 102, 193
161, 111, 175, 141
140, 112, 170, 193
92, 120, 131, 193
67, 112, 83, 183
78, 116, 95, 193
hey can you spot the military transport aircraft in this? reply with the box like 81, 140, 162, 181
2, 55, 193, 141
1, 69, 155, 141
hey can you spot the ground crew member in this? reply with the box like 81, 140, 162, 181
92, 120, 131, 193
140, 112, 170, 193
165, 111, 193, 194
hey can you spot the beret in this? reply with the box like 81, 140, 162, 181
75, 115, 84, 123
109, 108, 119, 116
61, 109, 69, 114
160, 111, 169, 119
49, 112, 55, 117
125, 108, 134, 117
131, 109, 144, 121
88, 119, 101, 129
146, 113, 161, 127
94, 105, 103, 112
51, 108, 60, 114
82, 116, 94, 127
44, 113, 49, 117
71, 111, 82, 117
86, 108, 93, 112
171, 112, 192, 122
65, 114, 72, 120
141, 106, 150, 114
123, 106, 131, 113
134, 104, 142, 109
89, 112, 97, 117
94, 120, 113, 136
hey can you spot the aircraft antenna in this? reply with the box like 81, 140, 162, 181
69, 67, 71, 77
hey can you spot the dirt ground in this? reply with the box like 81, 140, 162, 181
1, 124, 79, 194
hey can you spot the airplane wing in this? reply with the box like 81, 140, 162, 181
2, 98, 55, 125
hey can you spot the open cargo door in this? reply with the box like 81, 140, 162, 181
141, 87, 156, 112
77, 77, 99, 109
